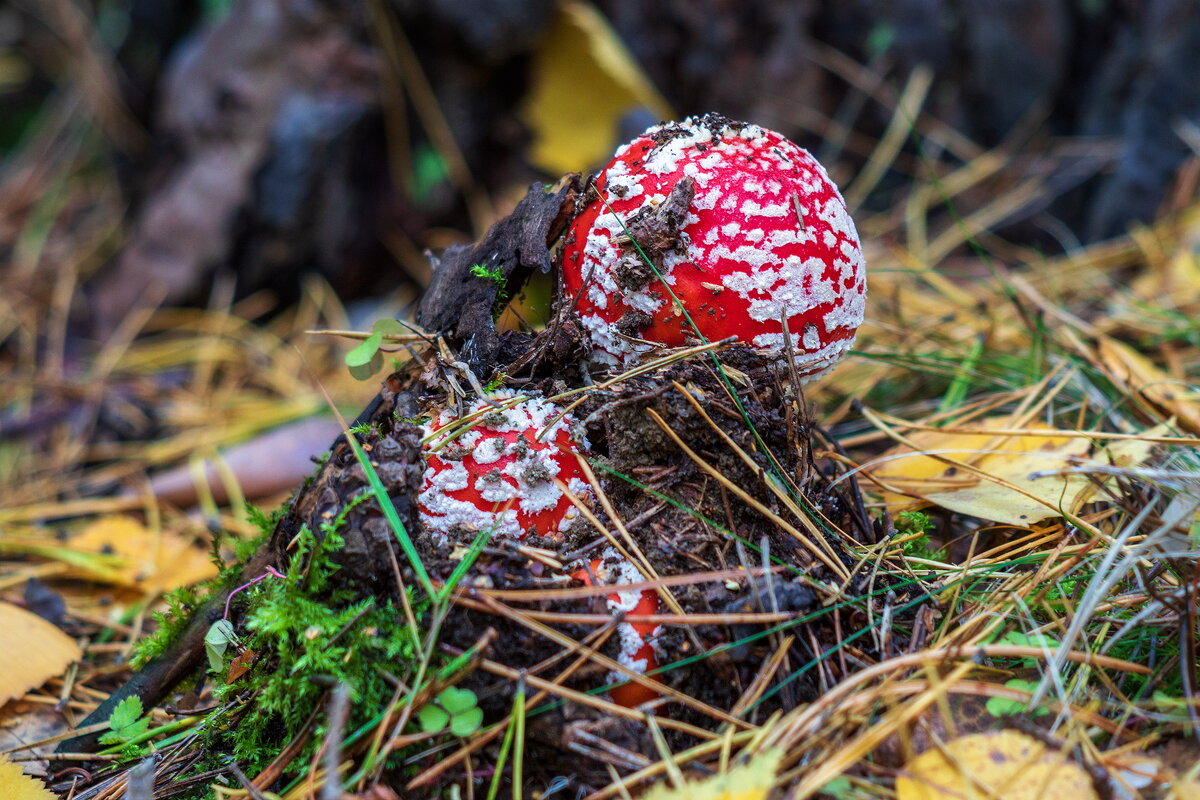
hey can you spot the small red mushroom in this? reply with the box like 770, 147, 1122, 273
572, 548, 662, 707
562, 114, 866, 380
418, 392, 591, 542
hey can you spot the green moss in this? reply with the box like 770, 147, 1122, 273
130, 586, 201, 668
206, 501, 429, 777
131, 504, 278, 669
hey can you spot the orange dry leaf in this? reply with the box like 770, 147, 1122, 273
870, 419, 1165, 526
69, 516, 217, 594
1098, 336, 1200, 434
897, 730, 1098, 800
0, 756, 54, 800
0, 603, 81, 708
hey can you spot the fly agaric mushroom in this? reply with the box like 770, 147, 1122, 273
418, 392, 591, 542
562, 114, 866, 380
573, 548, 662, 707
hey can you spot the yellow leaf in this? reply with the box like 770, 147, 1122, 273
871, 419, 1168, 526
897, 731, 1098, 800
69, 516, 217, 594
0, 756, 55, 800
522, 0, 673, 175
1098, 336, 1200, 434
642, 749, 781, 800
0, 603, 81, 708
1170, 778, 1200, 800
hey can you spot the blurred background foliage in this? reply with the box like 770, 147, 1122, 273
2, 0, 1197, 333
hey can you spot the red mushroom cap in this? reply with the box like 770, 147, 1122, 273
562, 114, 866, 379
572, 548, 662, 707
418, 392, 590, 542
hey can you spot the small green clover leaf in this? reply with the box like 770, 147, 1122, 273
819, 776, 856, 798
986, 679, 1051, 718
999, 631, 1059, 650
418, 687, 483, 737
345, 319, 408, 381
99, 696, 151, 745
417, 702, 449, 732
450, 706, 484, 737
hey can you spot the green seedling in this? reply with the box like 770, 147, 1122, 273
345, 318, 409, 380
417, 687, 483, 737
99, 696, 152, 759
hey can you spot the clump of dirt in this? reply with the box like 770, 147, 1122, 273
612, 175, 695, 283
76, 181, 899, 797
397, 326, 881, 786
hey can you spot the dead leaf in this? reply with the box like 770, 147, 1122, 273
0, 756, 54, 800
871, 419, 1167, 526
897, 730, 1098, 800
69, 516, 217, 594
142, 416, 342, 507
1171, 778, 1200, 800
226, 649, 256, 683
522, 0, 673, 175
0, 603, 81, 708
0, 701, 70, 761
642, 749, 781, 800
1098, 336, 1200, 434
1102, 752, 1170, 800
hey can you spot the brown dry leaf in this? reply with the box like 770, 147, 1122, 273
872, 419, 1166, 526
69, 516, 217, 594
521, 0, 673, 175
226, 649, 256, 683
0, 603, 81, 708
1098, 336, 1200, 434
0, 756, 54, 800
897, 730, 1098, 800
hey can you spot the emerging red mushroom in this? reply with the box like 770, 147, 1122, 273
419, 396, 663, 707
562, 113, 866, 380
417, 392, 591, 542
572, 548, 662, 707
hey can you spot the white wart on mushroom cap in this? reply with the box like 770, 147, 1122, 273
562, 114, 866, 380
417, 392, 591, 543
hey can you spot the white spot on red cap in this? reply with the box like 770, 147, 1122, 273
573, 547, 663, 706
418, 392, 591, 543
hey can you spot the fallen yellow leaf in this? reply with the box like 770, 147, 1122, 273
642, 749, 781, 800
1170, 777, 1200, 800
1098, 336, 1200, 434
0, 756, 54, 800
0, 603, 81, 708
897, 730, 1098, 800
521, 0, 673, 175
69, 516, 217, 594
871, 419, 1167, 526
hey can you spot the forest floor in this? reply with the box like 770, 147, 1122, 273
2, 11, 1200, 799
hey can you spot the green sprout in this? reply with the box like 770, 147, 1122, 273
417, 686, 483, 737
344, 318, 409, 381
99, 696, 152, 759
